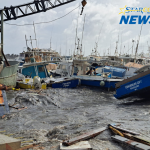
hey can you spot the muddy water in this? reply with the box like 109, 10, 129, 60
0, 86, 150, 150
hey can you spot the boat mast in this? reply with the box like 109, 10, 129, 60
74, 5, 80, 56
135, 22, 143, 63
147, 41, 150, 58
81, 14, 86, 56
115, 35, 119, 56
120, 32, 122, 56
33, 22, 38, 48
96, 22, 103, 56
132, 40, 135, 57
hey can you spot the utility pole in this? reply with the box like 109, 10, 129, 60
1, 10, 3, 57
0, 10, 10, 66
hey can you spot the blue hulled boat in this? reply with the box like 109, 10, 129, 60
18, 62, 50, 78
51, 78, 79, 88
114, 65, 150, 99
74, 75, 122, 90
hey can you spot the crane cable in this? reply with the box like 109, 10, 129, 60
4, 5, 80, 26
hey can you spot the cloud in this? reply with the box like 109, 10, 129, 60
0, 0, 150, 57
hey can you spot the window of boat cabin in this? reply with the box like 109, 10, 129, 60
38, 66, 45, 73
19, 69, 22, 73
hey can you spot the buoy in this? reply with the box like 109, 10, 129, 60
33, 76, 41, 89
12, 88, 20, 91
100, 81, 105, 87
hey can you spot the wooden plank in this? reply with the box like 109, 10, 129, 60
124, 133, 150, 146
0, 90, 4, 105
62, 127, 106, 146
0, 106, 5, 117
17, 144, 39, 150
112, 135, 150, 150
0, 134, 21, 150
2, 90, 9, 114
109, 124, 139, 135
60, 141, 92, 150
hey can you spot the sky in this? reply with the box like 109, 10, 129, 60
0, 0, 150, 56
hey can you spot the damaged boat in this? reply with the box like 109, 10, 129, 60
72, 60, 136, 90
114, 65, 150, 99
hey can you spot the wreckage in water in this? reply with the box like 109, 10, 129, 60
114, 65, 150, 99
18, 61, 79, 89
47, 77, 79, 88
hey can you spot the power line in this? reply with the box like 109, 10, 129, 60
4, 5, 80, 26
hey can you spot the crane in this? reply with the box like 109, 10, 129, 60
0, 0, 76, 23
0, 0, 87, 66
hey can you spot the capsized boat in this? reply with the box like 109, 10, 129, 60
114, 65, 150, 99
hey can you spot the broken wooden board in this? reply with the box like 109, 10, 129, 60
0, 90, 4, 105
124, 133, 150, 146
109, 124, 139, 135
112, 135, 150, 150
62, 127, 106, 146
17, 144, 39, 150
60, 141, 92, 150
2, 90, 10, 113
0, 134, 21, 150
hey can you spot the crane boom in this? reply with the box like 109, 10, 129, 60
0, 0, 76, 23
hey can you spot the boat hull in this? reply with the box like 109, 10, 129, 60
114, 73, 150, 99
81, 79, 118, 90
72, 75, 122, 90
52, 79, 79, 88
17, 82, 34, 89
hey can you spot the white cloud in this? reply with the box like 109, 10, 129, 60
0, 0, 150, 56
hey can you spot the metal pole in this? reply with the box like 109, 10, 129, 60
1, 10, 3, 57
33, 22, 38, 48
0, 11, 10, 66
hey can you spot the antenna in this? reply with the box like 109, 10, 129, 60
66, 36, 67, 56
59, 42, 61, 56
50, 38, 52, 50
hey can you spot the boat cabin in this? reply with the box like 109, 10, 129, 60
18, 62, 49, 78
